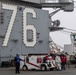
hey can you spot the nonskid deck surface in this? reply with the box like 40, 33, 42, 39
0, 65, 76, 75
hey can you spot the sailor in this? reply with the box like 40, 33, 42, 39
14, 53, 21, 74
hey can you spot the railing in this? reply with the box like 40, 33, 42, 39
19, 0, 73, 4
41, 0, 73, 3
45, 0, 59, 3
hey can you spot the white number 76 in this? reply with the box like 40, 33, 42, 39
2, 3, 37, 47
2, 4, 17, 46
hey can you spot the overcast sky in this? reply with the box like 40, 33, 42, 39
44, 0, 76, 47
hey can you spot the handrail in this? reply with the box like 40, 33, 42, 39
41, 0, 73, 3
44, 0, 59, 3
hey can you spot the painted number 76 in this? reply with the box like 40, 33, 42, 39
2, 3, 37, 47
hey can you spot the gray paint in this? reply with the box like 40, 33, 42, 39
64, 44, 73, 55
21, 0, 41, 4
0, 0, 42, 8
21, 0, 45, 4
0, 1, 50, 62
0, 2, 1, 10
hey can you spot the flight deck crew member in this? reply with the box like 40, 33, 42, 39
14, 53, 21, 74
61, 54, 66, 70
65, 53, 70, 68
55, 54, 61, 71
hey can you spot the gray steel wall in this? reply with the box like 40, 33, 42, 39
0, 0, 42, 8
0, 1, 50, 61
